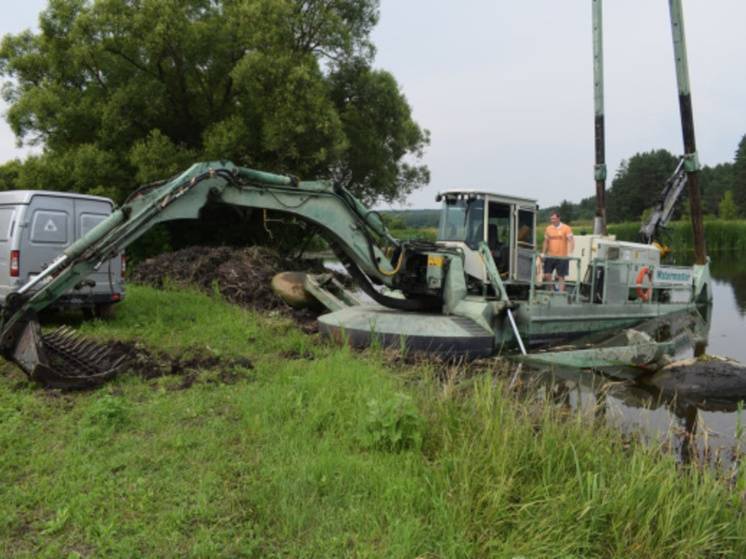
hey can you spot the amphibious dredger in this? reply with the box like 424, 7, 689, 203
0, 160, 711, 387
0, 0, 711, 387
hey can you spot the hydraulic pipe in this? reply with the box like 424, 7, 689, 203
668, 0, 706, 265
236, 166, 295, 186
592, 0, 607, 235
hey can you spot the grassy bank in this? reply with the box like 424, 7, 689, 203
1, 285, 745, 557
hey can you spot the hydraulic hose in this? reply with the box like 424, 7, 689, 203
333, 248, 438, 312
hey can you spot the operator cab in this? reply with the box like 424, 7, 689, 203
435, 190, 538, 287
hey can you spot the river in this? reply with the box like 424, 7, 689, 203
704, 254, 746, 361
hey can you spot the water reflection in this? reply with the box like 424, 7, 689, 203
677, 251, 746, 362
710, 253, 746, 316
514, 363, 744, 468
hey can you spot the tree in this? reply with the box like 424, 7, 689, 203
606, 150, 679, 222
700, 162, 734, 215
0, 160, 22, 191
557, 200, 575, 223
718, 190, 738, 220
733, 135, 746, 216
0, 0, 428, 207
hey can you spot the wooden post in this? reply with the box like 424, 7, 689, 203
669, 0, 706, 264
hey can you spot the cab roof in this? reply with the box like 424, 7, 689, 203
436, 189, 537, 207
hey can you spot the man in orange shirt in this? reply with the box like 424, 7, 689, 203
541, 211, 574, 292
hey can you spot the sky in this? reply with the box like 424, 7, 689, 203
1, 1, 745, 209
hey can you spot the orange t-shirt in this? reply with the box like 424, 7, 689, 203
544, 223, 573, 257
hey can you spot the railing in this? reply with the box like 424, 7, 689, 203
529, 254, 583, 304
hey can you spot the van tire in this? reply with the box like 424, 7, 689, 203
94, 303, 116, 320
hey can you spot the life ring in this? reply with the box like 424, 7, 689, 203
635, 266, 654, 302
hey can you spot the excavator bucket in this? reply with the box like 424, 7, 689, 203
10, 321, 127, 389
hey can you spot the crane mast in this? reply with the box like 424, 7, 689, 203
592, 0, 607, 235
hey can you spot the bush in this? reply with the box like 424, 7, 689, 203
362, 393, 423, 452
80, 394, 131, 441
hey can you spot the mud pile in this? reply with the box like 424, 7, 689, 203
130, 246, 322, 329
107, 340, 254, 389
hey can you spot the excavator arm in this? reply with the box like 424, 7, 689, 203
639, 157, 688, 247
0, 161, 458, 387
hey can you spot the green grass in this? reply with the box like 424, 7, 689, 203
1, 285, 745, 557
536, 219, 746, 252
389, 226, 437, 241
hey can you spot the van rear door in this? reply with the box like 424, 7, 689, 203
75, 198, 124, 299
24, 195, 74, 282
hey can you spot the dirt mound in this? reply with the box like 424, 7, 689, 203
130, 246, 323, 329
106, 340, 254, 389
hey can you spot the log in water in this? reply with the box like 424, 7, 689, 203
646, 356, 746, 401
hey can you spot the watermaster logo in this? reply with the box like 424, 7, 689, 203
654, 267, 693, 285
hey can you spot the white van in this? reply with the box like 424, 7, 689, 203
0, 190, 125, 317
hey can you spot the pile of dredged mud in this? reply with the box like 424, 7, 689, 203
130, 246, 322, 330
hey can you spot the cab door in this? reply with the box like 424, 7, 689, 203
486, 201, 511, 276
513, 206, 536, 281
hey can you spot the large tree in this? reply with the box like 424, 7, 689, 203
0, 0, 428, 206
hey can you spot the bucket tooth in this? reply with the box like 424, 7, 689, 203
89, 346, 110, 362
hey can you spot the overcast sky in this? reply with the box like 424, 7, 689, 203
2, 1, 745, 209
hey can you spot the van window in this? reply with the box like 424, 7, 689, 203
31, 210, 68, 244
0, 208, 14, 241
80, 213, 107, 236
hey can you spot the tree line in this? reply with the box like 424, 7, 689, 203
550, 134, 746, 223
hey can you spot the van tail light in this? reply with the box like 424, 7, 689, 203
10, 250, 19, 277
121, 254, 126, 274
111, 293, 122, 302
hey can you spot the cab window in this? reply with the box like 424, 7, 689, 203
437, 198, 485, 250
517, 209, 535, 248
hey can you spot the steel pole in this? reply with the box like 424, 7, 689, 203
668, 0, 706, 264
592, 0, 607, 235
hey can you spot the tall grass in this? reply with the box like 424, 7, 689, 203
527, 219, 746, 252
0, 285, 744, 557
608, 220, 746, 252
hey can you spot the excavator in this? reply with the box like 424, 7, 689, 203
0, 162, 498, 388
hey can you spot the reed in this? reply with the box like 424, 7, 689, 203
608, 219, 746, 252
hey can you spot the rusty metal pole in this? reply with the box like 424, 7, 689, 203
592, 0, 607, 235
669, 0, 706, 264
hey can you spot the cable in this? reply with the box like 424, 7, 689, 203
377, 247, 405, 277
